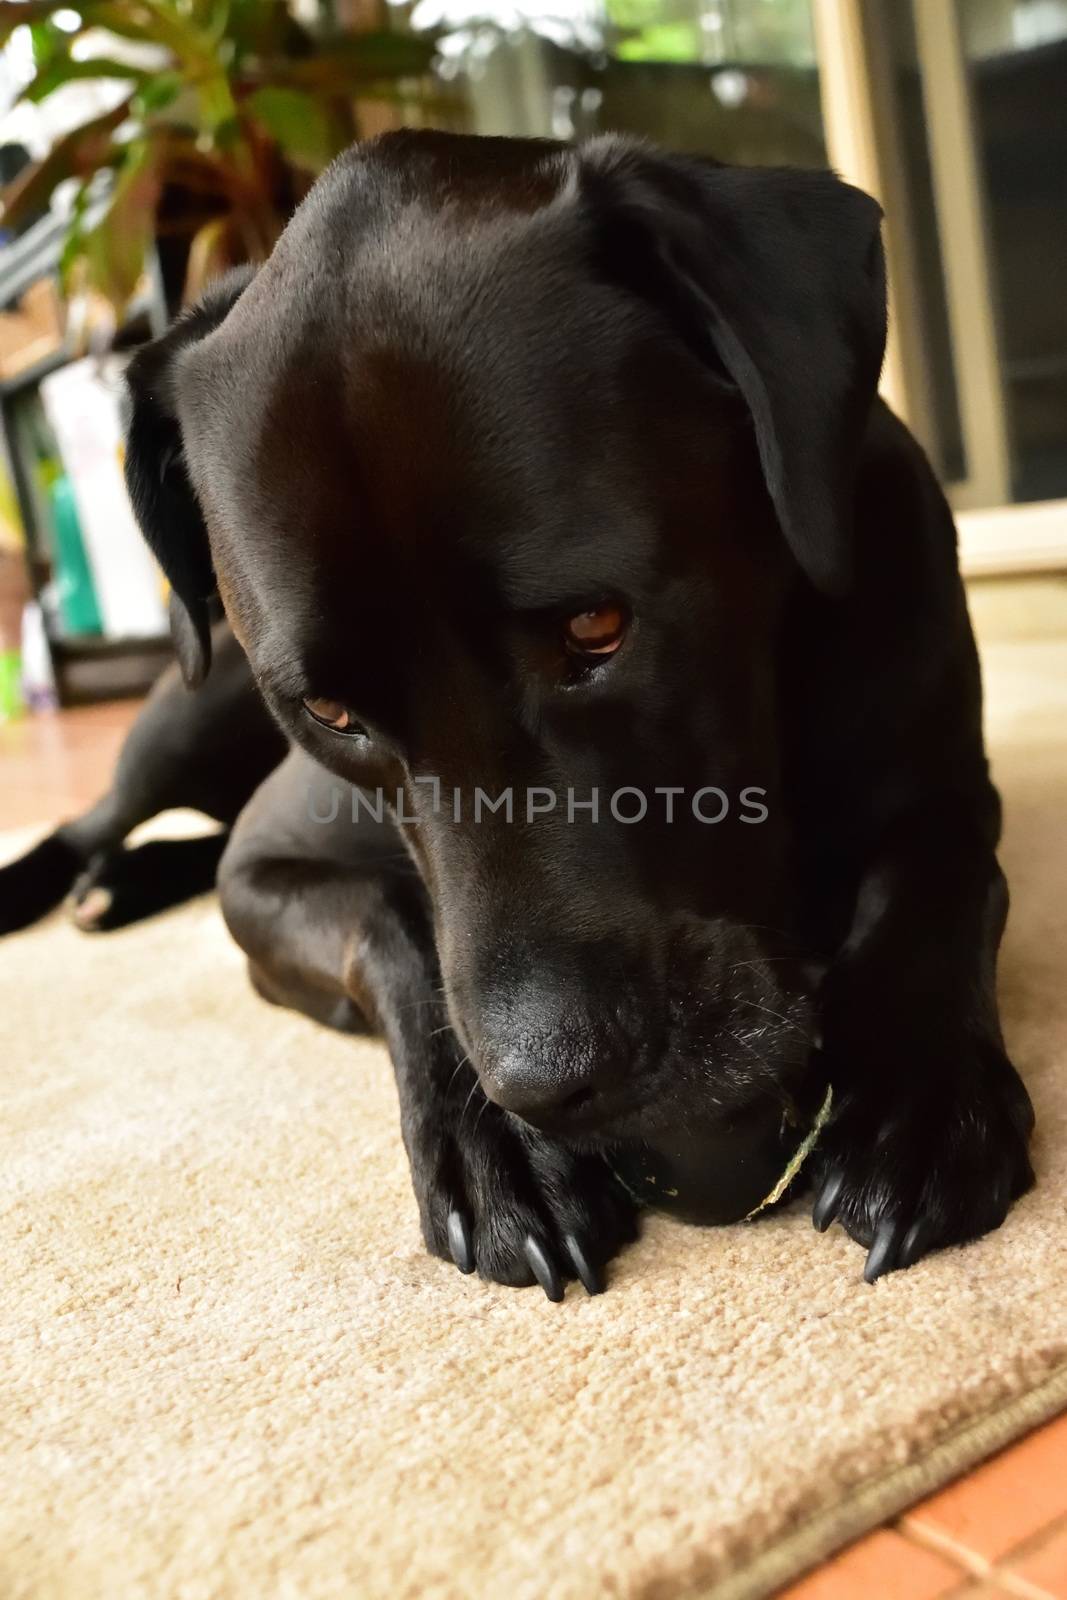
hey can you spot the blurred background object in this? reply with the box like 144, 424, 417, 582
0, 0, 438, 310
0, 0, 1064, 710
0, 0, 438, 704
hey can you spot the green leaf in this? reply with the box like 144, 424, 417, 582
57, 3, 240, 136
0, 2, 72, 44
23, 56, 150, 104
2, 2, 171, 49
197, 71, 240, 138
278, 31, 438, 89
90, 1, 215, 61
0, 98, 132, 229
194, 0, 232, 37
182, 213, 234, 302
30, 17, 73, 71
243, 86, 335, 172
78, 139, 163, 310
615, 22, 702, 63
132, 69, 185, 116
225, 0, 311, 62
57, 176, 99, 285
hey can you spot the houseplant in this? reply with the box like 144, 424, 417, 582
0, 0, 439, 310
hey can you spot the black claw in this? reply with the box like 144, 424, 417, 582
864, 1217, 903, 1283
813, 1168, 845, 1233
898, 1218, 930, 1270
524, 1235, 564, 1303
447, 1209, 475, 1274
563, 1233, 604, 1296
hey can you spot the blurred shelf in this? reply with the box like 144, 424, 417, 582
1, 204, 171, 707
49, 632, 169, 657
0, 210, 71, 308
49, 632, 172, 706
0, 344, 73, 400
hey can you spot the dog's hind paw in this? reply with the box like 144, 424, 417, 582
412, 1104, 639, 1299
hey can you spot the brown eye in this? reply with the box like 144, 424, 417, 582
302, 696, 366, 737
563, 603, 628, 659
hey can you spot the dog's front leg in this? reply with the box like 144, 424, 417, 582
354, 877, 638, 1297
812, 795, 1034, 1280
221, 852, 636, 1297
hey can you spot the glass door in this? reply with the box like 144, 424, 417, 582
392, 0, 1067, 570
816, 0, 1067, 570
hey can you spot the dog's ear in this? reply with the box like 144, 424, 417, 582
579, 140, 887, 595
124, 267, 255, 686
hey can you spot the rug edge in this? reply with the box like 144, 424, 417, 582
705, 1362, 1067, 1600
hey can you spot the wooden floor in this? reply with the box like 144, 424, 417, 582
0, 698, 141, 831
3, 696, 1066, 1598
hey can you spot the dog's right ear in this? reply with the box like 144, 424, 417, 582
124, 267, 255, 687
577, 141, 886, 596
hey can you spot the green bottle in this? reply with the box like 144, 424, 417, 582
49, 473, 102, 636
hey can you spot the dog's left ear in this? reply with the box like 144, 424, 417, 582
579, 141, 887, 595
124, 267, 255, 686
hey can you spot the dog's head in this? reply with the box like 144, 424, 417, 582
125, 130, 885, 1144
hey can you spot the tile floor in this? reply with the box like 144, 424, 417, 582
782, 1412, 1067, 1599
2, 692, 1066, 1600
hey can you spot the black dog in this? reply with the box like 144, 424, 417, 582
3, 131, 1034, 1298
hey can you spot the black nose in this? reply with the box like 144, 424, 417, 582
477, 996, 636, 1128
484, 1051, 619, 1122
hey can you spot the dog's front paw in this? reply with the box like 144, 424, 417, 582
811, 1037, 1034, 1281
409, 1101, 638, 1299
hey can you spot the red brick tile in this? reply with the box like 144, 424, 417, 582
903, 1415, 1067, 1567
1003, 1521, 1067, 1599
778, 1528, 965, 1600
962, 1588, 1035, 1598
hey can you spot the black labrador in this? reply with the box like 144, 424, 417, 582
1, 130, 1034, 1298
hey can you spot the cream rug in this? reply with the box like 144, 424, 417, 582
3, 617, 1067, 1600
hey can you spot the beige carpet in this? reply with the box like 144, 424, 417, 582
3, 616, 1067, 1600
